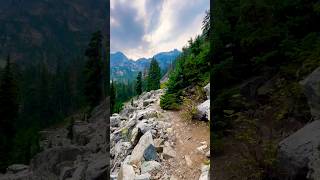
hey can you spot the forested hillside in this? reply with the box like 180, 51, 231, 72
160, 11, 210, 110
0, 0, 107, 66
211, 0, 320, 179
0, 0, 108, 172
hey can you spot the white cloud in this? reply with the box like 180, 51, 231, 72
111, 0, 209, 60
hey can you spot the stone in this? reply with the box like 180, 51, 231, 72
185, 155, 193, 167
130, 131, 154, 165
196, 100, 210, 121
134, 173, 151, 180
199, 165, 209, 180
110, 114, 122, 127
6, 164, 29, 174
197, 144, 208, 153
163, 145, 176, 159
278, 120, 320, 179
130, 128, 144, 146
143, 99, 154, 107
141, 161, 161, 174
300, 66, 320, 119
118, 164, 135, 180
143, 144, 158, 161
205, 150, 210, 158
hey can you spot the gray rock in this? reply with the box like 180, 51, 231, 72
163, 145, 176, 159
278, 120, 320, 179
300, 66, 320, 119
118, 164, 135, 180
6, 164, 29, 174
199, 165, 209, 180
134, 173, 151, 180
143, 144, 158, 161
196, 100, 210, 121
85, 153, 108, 180
111, 114, 122, 127
141, 161, 161, 174
143, 99, 155, 107
185, 155, 192, 167
130, 131, 154, 165
130, 128, 144, 146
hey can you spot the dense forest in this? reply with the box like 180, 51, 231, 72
211, 0, 320, 179
0, 31, 108, 172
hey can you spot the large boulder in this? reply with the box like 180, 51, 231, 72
300, 66, 320, 119
117, 164, 135, 180
30, 146, 83, 179
196, 100, 210, 121
141, 161, 161, 174
130, 131, 154, 165
199, 165, 210, 180
278, 120, 320, 179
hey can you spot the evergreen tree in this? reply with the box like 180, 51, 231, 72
147, 58, 161, 91
135, 72, 142, 95
84, 31, 104, 108
0, 55, 19, 171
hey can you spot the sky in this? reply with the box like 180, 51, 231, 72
110, 0, 209, 60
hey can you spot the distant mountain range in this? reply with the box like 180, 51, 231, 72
111, 49, 181, 82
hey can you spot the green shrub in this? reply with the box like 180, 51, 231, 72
160, 93, 180, 110
181, 97, 198, 121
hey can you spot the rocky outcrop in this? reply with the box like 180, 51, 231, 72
300, 66, 320, 120
0, 98, 109, 180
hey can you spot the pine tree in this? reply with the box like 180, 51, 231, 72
147, 58, 161, 91
0, 55, 19, 171
135, 72, 142, 95
84, 31, 104, 108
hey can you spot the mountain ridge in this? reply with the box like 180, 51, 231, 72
111, 49, 181, 82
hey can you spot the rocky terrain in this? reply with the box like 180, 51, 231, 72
278, 67, 320, 180
110, 85, 210, 180
0, 99, 109, 180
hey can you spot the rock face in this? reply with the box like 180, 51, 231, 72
300, 67, 320, 120
277, 67, 320, 180
278, 120, 320, 179
0, 98, 109, 180
196, 83, 210, 121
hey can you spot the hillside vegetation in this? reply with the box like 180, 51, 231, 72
211, 0, 320, 179
160, 11, 210, 110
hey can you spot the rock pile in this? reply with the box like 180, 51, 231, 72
110, 89, 178, 179
0, 99, 109, 180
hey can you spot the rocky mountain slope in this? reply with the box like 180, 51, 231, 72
110, 85, 210, 180
0, 0, 107, 65
110, 49, 181, 82
0, 98, 109, 180
277, 66, 320, 179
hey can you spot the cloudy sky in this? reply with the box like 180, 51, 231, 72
110, 0, 209, 60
